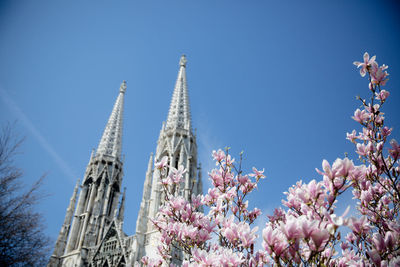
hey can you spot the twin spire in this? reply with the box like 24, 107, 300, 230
96, 55, 192, 159
165, 55, 192, 131
96, 81, 126, 159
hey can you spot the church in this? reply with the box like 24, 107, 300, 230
48, 55, 203, 267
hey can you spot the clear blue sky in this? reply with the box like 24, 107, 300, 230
0, 0, 399, 246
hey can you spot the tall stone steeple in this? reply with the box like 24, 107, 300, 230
49, 81, 127, 267
165, 55, 192, 131
133, 55, 202, 264
96, 81, 126, 159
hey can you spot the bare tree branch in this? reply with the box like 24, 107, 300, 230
0, 123, 50, 267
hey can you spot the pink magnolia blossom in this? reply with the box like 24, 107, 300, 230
141, 256, 162, 267
225, 154, 235, 166
298, 216, 316, 239
247, 207, 261, 222
237, 174, 250, 185
371, 65, 389, 86
267, 208, 286, 224
212, 149, 225, 163
352, 108, 370, 124
336, 249, 361, 267
169, 196, 185, 211
280, 216, 303, 241
356, 143, 367, 156
249, 167, 266, 180
346, 129, 358, 143
381, 126, 392, 137
161, 176, 172, 186
316, 159, 334, 179
191, 248, 217, 266
349, 164, 367, 182
218, 248, 245, 266
222, 218, 239, 243
326, 206, 350, 230
353, 52, 376, 77
348, 216, 370, 235
372, 232, 386, 252
238, 223, 258, 248
262, 226, 287, 257
155, 155, 168, 169
366, 103, 380, 114
310, 228, 330, 251
375, 89, 390, 101
367, 249, 382, 266
389, 139, 400, 159
210, 198, 226, 215
332, 157, 354, 178
168, 165, 186, 184
384, 231, 396, 250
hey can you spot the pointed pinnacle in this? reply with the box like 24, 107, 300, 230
96, 81, 126, 159
180, 55, 187, 67
74, 179, 80, 191
120, 80, 127, 94
165, 55, 192, 131
146, 152, 154, 174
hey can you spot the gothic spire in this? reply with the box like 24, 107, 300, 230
96, 81, 126, 159
146, 152, 154, 175
165, 55, 192, 131
49, 179, 79, 261
65, 179, 80, 227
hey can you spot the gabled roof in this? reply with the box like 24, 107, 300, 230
89, 220, 128, 267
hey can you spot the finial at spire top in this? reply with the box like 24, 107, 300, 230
120, 80, 127, 94
179, 55, 187, 67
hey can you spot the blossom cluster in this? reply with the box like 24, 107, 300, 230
261, 52, 399, 266
143, 53, 399, 266
144, 149, 267, 266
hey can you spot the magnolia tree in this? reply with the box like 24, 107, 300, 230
142, 53, 399, 266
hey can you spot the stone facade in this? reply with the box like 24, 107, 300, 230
48, 55, 202, 267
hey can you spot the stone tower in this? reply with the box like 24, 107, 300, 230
132, 55, 202, 264
48, 81, 128, 267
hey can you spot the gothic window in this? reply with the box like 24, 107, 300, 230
84, 186, 92, 211
103, 240, 118, 252
191, 165, 195, 180
107, 190, 115, 216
